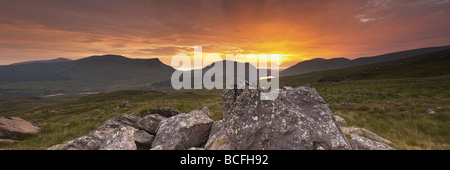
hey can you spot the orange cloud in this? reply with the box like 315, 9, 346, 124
0, 0, 449, 68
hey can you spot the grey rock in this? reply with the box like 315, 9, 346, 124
135, 130, 154, 150
334, 115, 347, 127
52, 115, 138, 150
99, 125, 137, 150
137, 114, 166, 135
151, 109, 214, 150
202, 106, 215, 117
188, 147, 206, 150
341, 127, 393, 145
147, 107, 181, 118
150, 145, 163, 150
344, 103, 355, 108
118, 102, 134, 108
205, 120, 236, 150
111, 114, 140, 128
427, 108, 437, 115
0, 117, 40, 140
206, 84, 351, 150
349, 134, 394, 150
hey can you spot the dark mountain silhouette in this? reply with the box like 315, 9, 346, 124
281, 45, 450, 76
280, 49, 450, 85
157, 60, 279, 89
0, 55, 174, 98
10, 58, 72, 66
1, 45, 448, 98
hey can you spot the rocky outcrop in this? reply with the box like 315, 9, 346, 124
206, 85, 351, 150
50, 107, 212, 150
0, 117, 40, 140
50, 83, 394, 150
50, 117, 138, 150
151, 109, 214, 150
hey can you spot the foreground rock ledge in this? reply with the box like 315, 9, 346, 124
206, 86, 351, 150
151, 109, 214, 150
49, 85, 394, 150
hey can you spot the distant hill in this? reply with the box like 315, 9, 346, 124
0, 55, 174, 98
152, 60, 279, 89
10, 58, 72, 66
1, 45, 448, 98
280, 49, 450, 85
281, 45, 450, 77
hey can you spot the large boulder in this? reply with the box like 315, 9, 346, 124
52, 115, 139, 150
205, 85, 351, 150
0, 117, 40, 139
151, 109, 214, 150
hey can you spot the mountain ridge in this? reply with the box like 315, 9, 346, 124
281, 45, 450, 76
9, 58, 72, 66
0, 55, 175, 98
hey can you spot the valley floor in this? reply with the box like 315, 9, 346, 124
1, 76, 449, 149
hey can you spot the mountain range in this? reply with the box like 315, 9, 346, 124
281, 45, 450, 76
0, 45, 449, 98
0, 55, 174, 98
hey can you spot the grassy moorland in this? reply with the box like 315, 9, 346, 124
0, 89, 224, 149
279, 50, 450, 149
1, 50, 449, 150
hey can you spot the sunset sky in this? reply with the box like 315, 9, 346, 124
1, 0, 450, 68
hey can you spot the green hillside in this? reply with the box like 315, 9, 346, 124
0, 55, 174, 98
279, 49, 450, 149
280, 49, 450, 85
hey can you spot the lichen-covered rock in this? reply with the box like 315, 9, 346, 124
151, 109, 214, 150
0, 117, 40, 140
99, 125, 137, 150
53, 115, 138, 150
146, 107, 181, 118
334, 115, 348, 127
135, 130, 154, 150
205, 120, 235, 150
111, 114, 140, 128
341, 127, 393, 145
206, 84, 351, 150
202, 106, 215, 117
349, 134, 394, 150
137, 114, 166, 135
